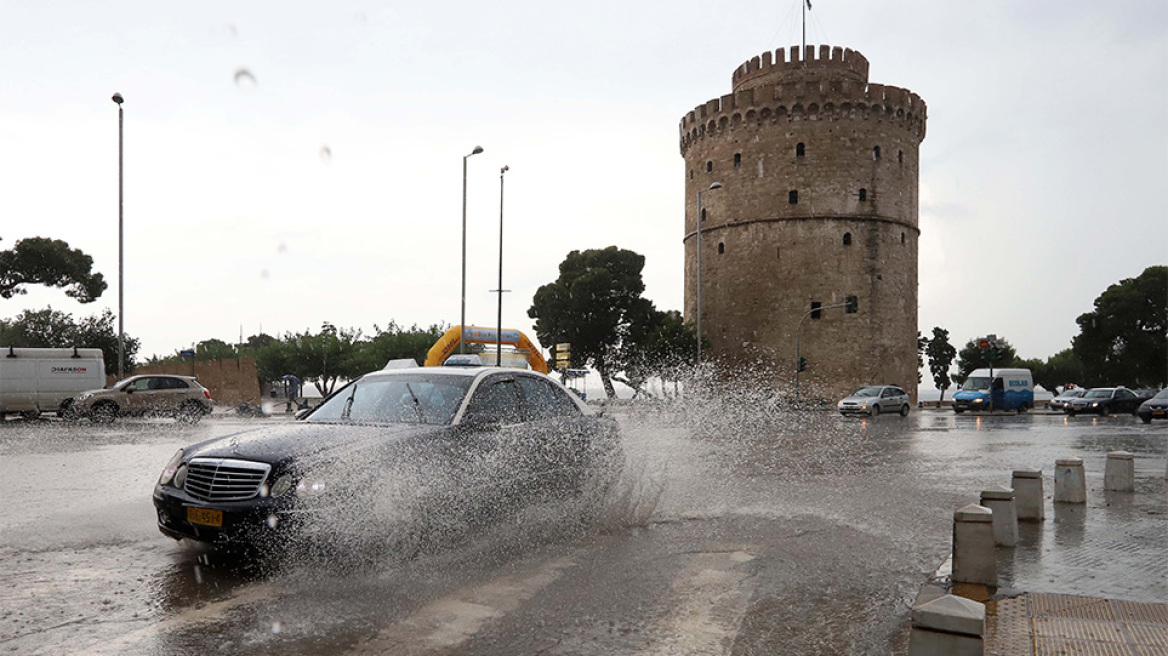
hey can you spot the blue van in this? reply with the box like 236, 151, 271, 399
952, 368, 1034, 413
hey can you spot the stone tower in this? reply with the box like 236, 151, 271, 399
680, 45, 927, 401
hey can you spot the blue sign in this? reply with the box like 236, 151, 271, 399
179, 349, 195, 359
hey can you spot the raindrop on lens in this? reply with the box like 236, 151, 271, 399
259, 484, 270, 498
271, 621, 282, 634
266, 514, 279, 529
260, 269, 270, 279
193, 565, 203, 585
233, 68, 257, 87
319, 146, 331, 163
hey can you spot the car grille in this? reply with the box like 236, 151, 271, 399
184, 458, 270, 502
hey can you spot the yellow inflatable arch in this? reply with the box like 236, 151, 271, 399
424, 326, 549, 374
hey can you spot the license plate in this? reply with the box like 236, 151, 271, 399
1153, 410, 1167, 417
187, 507, 223, 527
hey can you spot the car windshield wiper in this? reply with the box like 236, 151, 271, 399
341, 382, 358, 420
404, 383, 425, 423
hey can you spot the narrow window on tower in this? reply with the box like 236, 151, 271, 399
776, 246, 781, 259
700, 208, 706, 223
689, 170, 694, 180
873, 146, 881, 160
811, 301, 822, 320
734, 153, 742, 169
901, 232, 906, 244
796, 142, 805, 157
718, 242, 725, 255
706, 161, 713, 173
858, 188, 867, 201
789, 190, 798, 204
898, 150, 903, 164
843, 232, 852, 246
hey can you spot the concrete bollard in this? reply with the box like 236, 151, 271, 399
952, 504, 996, 586
1054, 457, 1086, 504
980, 486, 1018, 547
908, 594, 986, 656
1012, 468, 1044, 521
1104, 451, 1135, 492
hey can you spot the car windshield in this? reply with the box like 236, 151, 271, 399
851, 387, 881, 397
307, 374, 473, 425
961, 377, 991, 391
1152, 389, 1168, 400
1084, 389, 1113, 399
1060, 389, 1085, 398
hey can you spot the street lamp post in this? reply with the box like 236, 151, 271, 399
494, 166, 510, 367
112, 92, 125, 380
695, 182, 722, 364
460, 145, 484, 353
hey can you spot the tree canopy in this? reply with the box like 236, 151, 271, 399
1072, 266, 1167, 388
0, 307, 139, 376
955, 336, 1019, 384
0, 237, 107, 303
528, 247, 657, 397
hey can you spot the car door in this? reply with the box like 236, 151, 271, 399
515, 374, 590, 494
455, 375, 529, 508
122, 377, 154, 413
1115, 388, 1138, 413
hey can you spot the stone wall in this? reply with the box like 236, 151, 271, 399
680, 44, 926, 401
115, 357, 261, 405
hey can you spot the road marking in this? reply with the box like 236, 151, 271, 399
637, 547, 759, 656
350, 555, 575, 654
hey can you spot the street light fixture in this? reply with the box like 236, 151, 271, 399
112, 92, 125, 380
695, 181, 722, 364
493, 166, 510, 367
460, 145, 484, 354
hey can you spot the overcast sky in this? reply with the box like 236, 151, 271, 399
2, 1, 1165, 393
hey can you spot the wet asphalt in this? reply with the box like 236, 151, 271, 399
0, 405, 1164, 655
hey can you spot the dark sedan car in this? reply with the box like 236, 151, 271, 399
1064, 387, 1146, 416
152, 367, 623, 547
1137, 388, 1168, 424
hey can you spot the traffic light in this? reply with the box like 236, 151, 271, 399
845, 295, 858, 314
798, 356, 807, 372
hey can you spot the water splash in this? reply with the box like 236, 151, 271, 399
319, 146, 331, 164
233, 68, 257, 88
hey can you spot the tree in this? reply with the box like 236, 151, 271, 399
1072, 266, 1167, 387
353, 322, 447, 373
196, 338, 238, 361
0, 307, 138, 376
1034, 348, 1085, 394
529, 247, 656, 398
955, 336, 1018, 384
925, 327, 957, 402
916, 332, 927, 384
0, 237, 107, 303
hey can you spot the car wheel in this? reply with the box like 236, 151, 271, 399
58, 399, 80, 421
954, 407, 964, 414
1140, 415, 1152, 424
1098, 404, 1109, 417
90, 402, 118, 423
869, 404, 879, 417
176, 402, 205, 425
899, 404, 909, 417
1016, 404, 1028, 414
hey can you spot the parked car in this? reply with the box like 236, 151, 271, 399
1136, 388, 1168, 424
74, 374, 212, 423
152, 367, 623, 547
1064, 387, 1146, 416
1048, 388, 1086, 412
837, 385, 910, 417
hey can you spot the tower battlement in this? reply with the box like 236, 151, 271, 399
732, 45, 869, 91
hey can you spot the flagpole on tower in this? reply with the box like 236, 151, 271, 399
802, 0, 811, 54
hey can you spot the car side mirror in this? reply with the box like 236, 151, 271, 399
294, 408, 311, 420
125, 387, 135, 394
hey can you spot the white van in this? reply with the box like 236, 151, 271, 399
0, 347, 107, 418
952, 367, 1035, 413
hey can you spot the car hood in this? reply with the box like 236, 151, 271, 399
182, 421, 445, 467
838, 395, 877, 404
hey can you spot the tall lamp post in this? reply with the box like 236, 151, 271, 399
112, 92, 125, 380
460, 145, 484, 353
493, 166, 510, 367
695, 181, 722, 364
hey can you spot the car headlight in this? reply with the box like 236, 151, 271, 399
1090, 402, 1099, 407
173, 464, 188, 489
268, 474, 294, 498
973, 398, 984, 403
158, 449, 184, 486
77, 393, 94, 401
295, 474, 328, 497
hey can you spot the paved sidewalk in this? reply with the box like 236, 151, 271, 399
986, 593, 1168, 655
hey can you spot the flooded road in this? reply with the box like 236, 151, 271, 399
1, 407, 1164, 655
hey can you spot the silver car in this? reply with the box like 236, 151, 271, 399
1048, 388, 1086, 412
838, 385, 911, 417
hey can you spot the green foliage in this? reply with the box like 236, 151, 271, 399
916, 332, 927, 384
609, 310, 701, 396
197, 338, 238, 361
0, 306, 138, 376
1033, 348, 1085, 394
0, 237, 107, 303
353, 322, 447, 373
955, 336, 1019, 383
529, 247, 656, 398
1072, 266, 1167, 387
925, 327, 957, 401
